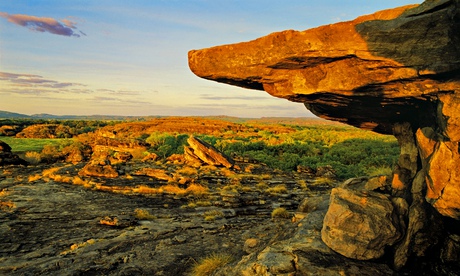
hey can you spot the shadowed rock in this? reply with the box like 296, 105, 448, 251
0, 140, 27, 166
188, 0, 460, 269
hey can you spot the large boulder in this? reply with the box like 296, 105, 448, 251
321, 184, 401, 260
188, 0, 460, 269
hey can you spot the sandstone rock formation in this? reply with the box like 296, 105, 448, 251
188, 0, 460, 269
78, 160, 119, 178
184, 136, 235, 168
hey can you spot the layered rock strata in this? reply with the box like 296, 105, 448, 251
188, 0, 460, 269
184, 136, 235, 168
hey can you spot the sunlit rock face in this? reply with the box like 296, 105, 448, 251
188, 0, 460, 221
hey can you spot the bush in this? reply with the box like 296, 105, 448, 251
24, 151, 41, 164
40, 144, 64, 163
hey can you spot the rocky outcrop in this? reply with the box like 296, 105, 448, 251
189, 0, 460, 218
189, 0, 460, 269
78, 160, 119, 178
0, 140, 27, 166
184, 136, 235, 168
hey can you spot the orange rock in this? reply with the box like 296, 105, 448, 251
321, 187, 401, 260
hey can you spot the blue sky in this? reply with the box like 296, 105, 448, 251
0, 0, 420, 117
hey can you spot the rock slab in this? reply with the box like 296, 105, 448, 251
184, 136, 235, 168
321, 187, 400, 260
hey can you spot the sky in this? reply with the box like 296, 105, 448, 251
0, 0, 421, 118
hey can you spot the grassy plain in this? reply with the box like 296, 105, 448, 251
0, 137, 70, 152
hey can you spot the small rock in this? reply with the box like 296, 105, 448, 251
243, 238, 259, 254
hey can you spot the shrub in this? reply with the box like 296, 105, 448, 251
40, 144, 64, 163
271, 207, 291, 219
24, 151, 41, 164
190, 253, 232, 276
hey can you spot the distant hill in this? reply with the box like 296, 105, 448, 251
0, 110, 333, 126
0, 110, 31, 119
0, 110, 162, 121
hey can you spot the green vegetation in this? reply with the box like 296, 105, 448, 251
0, 118, 119, 136
0, 137, 70, 152
1, 118, 400, 180
146, 132, 188, 158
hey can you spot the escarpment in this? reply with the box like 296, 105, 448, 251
189, 0, 460, 270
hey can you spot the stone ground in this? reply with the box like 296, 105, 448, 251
0, 163, 308, 275
0, 163, 456, 275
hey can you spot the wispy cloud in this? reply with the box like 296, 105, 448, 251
0, 72, 85, 91
200, 94, 273, 101
0, 12, 85, 37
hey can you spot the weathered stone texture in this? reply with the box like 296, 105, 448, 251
322, 187, 400, 260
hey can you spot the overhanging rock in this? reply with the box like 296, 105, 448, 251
188, 0, 460, 269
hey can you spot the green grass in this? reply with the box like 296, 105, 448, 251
0, 137, 70, 152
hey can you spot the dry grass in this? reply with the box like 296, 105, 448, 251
190, 253, 232, 276
203, 210, 224, 221
176, 166, 198, 176
28, 174, 42, 182
24, 151, 41, 164
266, 184, 287, 195
132, 185, 161, 194
71, 176, 94, 188
61, 239, 97, 255
297, 179, 308, 188
0, 200, 16, 211
134, 208, 157, 220
42, 167, 61, 177
271, 207, 291, 219
130, 148, 148, 160
256, 182, 269, 191
312, 177, 335, 187
0, 189, 8, 197
186, 183, 208, 197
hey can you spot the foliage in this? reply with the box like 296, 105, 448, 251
219, 130, 399, 180
146, 132, 188, 158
